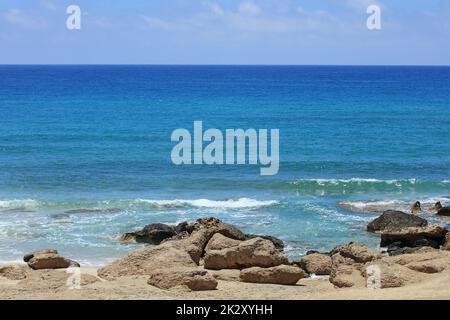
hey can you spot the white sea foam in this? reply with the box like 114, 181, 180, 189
340, 197, 450, 214
290, 178, 418, 185
137, 198, 279, 209
0, 199, 39, 211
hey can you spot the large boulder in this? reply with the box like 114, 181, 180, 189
437, 206, 450, 216
296, 253, 332, 275
205, 233, 241, 253
329, 264, 365, 288
380, 225, 448, 249
121, 223, 177, 244
244, 234, 284, 250
24, 249, 80, 270
98, 217, 247, 280
330, 242, 379, 263
240, 265, 306, 285
23, 249, 58, 262
147, 268, 218, 291
203, 237, 288, 270
367, 210, 428, 233
0, 264, 30, 280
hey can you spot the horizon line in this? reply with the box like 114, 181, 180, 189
1, 63, 450, 67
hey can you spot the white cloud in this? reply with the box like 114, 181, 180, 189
238, 2, 261, 15
2, 9, 46, 28
140, 16, 187, 31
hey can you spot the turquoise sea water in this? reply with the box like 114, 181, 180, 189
0, 65, 449, 266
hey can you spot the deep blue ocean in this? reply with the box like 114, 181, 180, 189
0, 65, 449, 266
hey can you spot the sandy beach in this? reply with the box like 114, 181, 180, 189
1, 265, 450, 300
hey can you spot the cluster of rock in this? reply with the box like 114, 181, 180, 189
293, 209, 450, 289
99, 217, 305, 291
410, 200, 450, 216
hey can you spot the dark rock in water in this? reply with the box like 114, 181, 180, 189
434, 202, 443, 212
437, 206, 450, 216
50, 213, 71, 219
367, 210, 428, 233
120, 218, 246, 245
411, 201, 422, 214
122, 223, 177, 244
245, 234, 284, 250
380, 225, 448, 249
0, 207, 35, 213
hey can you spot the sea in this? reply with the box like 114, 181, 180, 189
0, 65, 449, 266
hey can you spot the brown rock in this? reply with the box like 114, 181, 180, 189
207, 269, 241, 282
27, 252, 80, 270
204, 237, 288, 270
329, 264, 365, 288
240, 265, 306, 285
0, 264, 29, 280
331, 242, 379, 263
205, 233, 241, 253
406, 260, 446, 273
147, 268, 218, 291
23, 249, 58, 262
98, 217, 247, 280
297, 253, 332, 275
437, 206, 450, 216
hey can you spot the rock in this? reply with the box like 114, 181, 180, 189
331, 242, 379, 263
405, 260, 446, 273
363, 261, 417, 288
23, 249, 58, 262
147, 268, 217, 291
367, 210, 428, 233
443, 232, 450, 251
240, 265, 306, 285
329, 264, 365, 288
98, 217, 247, 280
205, 233, 241, 253
0, 264, 29, 280
204, 237, 288, 270
27, 253, 80, 270
387, 244, 430, 256
121, 223, 177, 244
380, 225, 448, 249
411, 201, 421, 214
433, 202, 443, 212
437, 206, 450, 216
245, 234, 284, 250
296, 253, 332, 275
208, 269, 241, 282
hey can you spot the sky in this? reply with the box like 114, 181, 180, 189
0, 0, 450, 65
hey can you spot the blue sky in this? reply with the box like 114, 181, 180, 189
0, 0, 450, 64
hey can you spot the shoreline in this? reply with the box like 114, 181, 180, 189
1, 213, 449, 300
